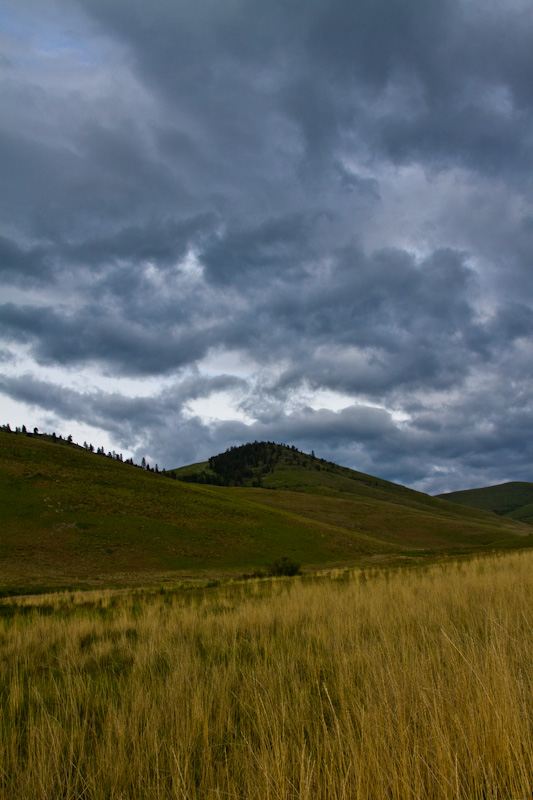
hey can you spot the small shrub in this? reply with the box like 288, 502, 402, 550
269, 557, 301, 577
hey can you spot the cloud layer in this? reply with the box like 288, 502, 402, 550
1, 0, 532, 492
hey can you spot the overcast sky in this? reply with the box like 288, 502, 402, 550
1, 0, 532, 493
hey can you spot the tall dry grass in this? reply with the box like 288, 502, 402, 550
1, 551, 532, 799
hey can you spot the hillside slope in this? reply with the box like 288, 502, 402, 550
172, 443, 532, 549
173, 442, 524, 519
1, 433, 531, 591
1, 432, 387, 590
437, 482, 533, 525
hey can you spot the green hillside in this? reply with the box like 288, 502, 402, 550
437, 482, 533, 525
1, 433, 531, 593
173, 441, 439, 503
172, 442, 519, 517
174, 442, 532, 549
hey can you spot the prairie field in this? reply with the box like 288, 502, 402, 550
1, 551, 532, 799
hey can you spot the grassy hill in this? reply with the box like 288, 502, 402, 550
173, 442, 532, 549
1, 433, 531, 592
437, 482, 533, 525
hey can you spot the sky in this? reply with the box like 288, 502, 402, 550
1, 0, 532, 494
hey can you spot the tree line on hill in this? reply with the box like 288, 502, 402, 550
1, 424, 335, 490
0, 423, 165, 475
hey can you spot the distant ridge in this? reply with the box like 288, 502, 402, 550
436, 482, 533, 526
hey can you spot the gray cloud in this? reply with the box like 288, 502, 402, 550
0, 242, 513, 390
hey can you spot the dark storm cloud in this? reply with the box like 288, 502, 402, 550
201, 214, 315, 285
0, 302, 214, 374
302, 0, 533, 175
64, 214, 214, 271
1, 242, 511, 390
1, 0, 532, 491
0, 236, 52, 285
74, 0, 532, 198
239, 244, 519, 406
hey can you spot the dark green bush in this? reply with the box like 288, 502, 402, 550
268, 557, 301, 577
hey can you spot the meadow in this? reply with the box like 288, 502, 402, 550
2, 432, 530, 593
1, 550, 532, 799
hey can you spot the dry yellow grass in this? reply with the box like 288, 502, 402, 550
1, 552, 532, 799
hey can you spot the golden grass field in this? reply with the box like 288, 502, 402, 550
1, 550, 532, 799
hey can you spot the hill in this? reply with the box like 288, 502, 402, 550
172, 441, 460, 509
172, 442, 533, 549
437, 482, 533, 525
1, 433, 531, 592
